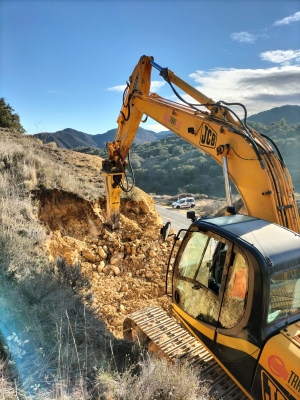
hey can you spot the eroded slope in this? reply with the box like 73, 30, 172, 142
35, 187, 172, 337
1, 128, 173, 339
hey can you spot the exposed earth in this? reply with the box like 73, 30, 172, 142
35, 185, 173, 338
5, 132, 177, 339
0, 128, 266, 341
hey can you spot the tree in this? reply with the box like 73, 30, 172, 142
0, 98, 25, 133
279, 117, 286, 126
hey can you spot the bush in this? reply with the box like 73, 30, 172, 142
0, 98, 25, 133
95, 356, 209, 400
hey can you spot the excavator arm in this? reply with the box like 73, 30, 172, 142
102, 55, 300, 233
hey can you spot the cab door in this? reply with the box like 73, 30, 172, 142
172, 228, 232, 350
172, 229, 254, 392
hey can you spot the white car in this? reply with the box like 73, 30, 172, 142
172, 197, 195, 209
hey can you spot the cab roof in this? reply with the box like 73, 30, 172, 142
197, 215, 300, 273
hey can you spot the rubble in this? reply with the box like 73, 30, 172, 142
36, 186, 173, 338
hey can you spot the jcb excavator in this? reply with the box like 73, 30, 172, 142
102, 56, 300, 400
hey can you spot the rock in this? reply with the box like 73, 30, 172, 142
82, 249, 96, 263
111, 266, 121, 276
102, 266, 110, 275
98, 260, 105, 272
149, 249, 157, 257
98, 246, 107, 259
131, 246, 136, 254
119, 304, 126, 314
145, 271, 155, 279
102, 230, 109, 239
110, 252, 124, 265
120, 283, 128, 292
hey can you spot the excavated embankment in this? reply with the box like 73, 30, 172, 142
35, 187, 173, 338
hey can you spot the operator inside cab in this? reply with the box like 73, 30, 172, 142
208, 243, 228, 294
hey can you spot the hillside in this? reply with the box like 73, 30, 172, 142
79, 118, 300, 197
1, 127, 207, 398
248, 105, 300, 124
35, 126, 171, 149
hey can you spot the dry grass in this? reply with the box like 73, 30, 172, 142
94, 356, 208, 400
0, 129, 103, 201
0, 130, 209, 399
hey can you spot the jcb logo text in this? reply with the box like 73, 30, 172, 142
200, 124, 217, 148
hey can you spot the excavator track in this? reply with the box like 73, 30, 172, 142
123, 306, 248, 400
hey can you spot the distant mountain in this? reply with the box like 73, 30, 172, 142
35, 127, 171, 149
36, 105, 300, 150
248, 105, 300, 125
35, 128, 96, 149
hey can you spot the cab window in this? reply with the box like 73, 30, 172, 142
219, 250, 249, 329
174, 232, 249, 329
174, 230, 227, 325
268, 267, 300, 323
177, 231, 218, 281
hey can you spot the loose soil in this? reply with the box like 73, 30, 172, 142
0, 129, 252, 340
20, 139, 176, 338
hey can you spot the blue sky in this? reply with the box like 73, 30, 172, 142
1, 0, 300, 134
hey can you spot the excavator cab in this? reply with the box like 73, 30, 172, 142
167, 214, 300, 397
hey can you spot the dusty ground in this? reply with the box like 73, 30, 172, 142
36, 187, 174, 338
30, 143, 250, 339
23, 142, 174, 338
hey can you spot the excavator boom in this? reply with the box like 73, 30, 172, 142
102, 56, 300, 232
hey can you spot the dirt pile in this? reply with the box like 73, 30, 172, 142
0, 128, 173, 339
35, 186, 173, 338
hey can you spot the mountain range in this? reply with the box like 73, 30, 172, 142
35, 105, 300, 149
247, 105, 300, 125
35, 127, 170, 149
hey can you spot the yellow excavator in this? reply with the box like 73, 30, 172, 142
102, 56, 300, 400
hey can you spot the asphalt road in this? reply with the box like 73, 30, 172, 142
155, 204, 192, 234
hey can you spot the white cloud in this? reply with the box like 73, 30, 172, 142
107, 80, 165, 92
150, 80, 165, 91
230, 31, 258, 43
260, 49, 300, 65
188, 66, 300, 116
107, 84, 127, 92
143, 123, 169, 132
274, 11, 300, 26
